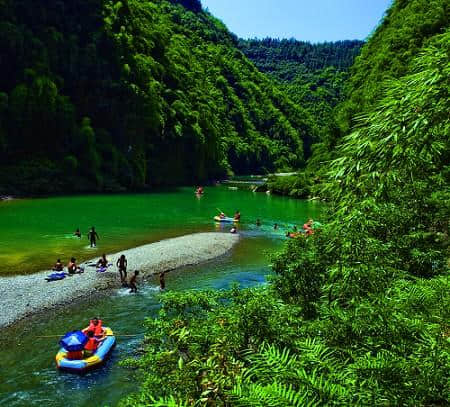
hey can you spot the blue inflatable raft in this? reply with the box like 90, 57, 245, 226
56, 327, 115, 373
46, 272, 66, 282
214, 216, 239, 223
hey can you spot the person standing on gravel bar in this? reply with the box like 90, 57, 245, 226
116, 254, 128, 285
88, 226, 99, 247
129, 270, 139, 293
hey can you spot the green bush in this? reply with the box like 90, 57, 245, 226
266, 173, 311, 198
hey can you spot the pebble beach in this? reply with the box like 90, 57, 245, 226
0, 232, 239, 329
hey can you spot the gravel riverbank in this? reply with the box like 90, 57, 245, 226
0, 232, 239, 329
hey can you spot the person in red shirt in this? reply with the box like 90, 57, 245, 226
303, 219, 314, 236
82, 317, 105, 338
84, 330, 104, 356
66, 350, 83, 360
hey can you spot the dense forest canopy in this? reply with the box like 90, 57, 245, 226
0, 0, 314, 195
337, 0, 449, 134
118, 0, 450, 405
239, 38, 364, 163
239, 38, 364, 81
268, 0, 450, 195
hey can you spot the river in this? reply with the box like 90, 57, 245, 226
0, 186, 322, 406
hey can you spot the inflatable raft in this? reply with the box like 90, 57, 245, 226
214, 216, 239, 223
46, 272, 66, 282
56, 327, 115, 373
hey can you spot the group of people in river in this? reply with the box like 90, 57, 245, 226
217, 209, 317, 238
282, 218, 316, 238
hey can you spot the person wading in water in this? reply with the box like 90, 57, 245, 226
129, 270, 139, 293
88, 226, 99, 248
159, 271, 166, 291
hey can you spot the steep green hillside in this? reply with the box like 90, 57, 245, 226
0, 0, 312, 194
239, 39, 363, 157
338, 0, 449, 134
298, 0, 448, 191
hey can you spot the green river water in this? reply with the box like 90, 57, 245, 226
0, 186, 322, 406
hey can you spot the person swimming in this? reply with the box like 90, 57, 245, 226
256, 219, 261, 226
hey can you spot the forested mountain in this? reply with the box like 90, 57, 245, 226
286, 0, 449, 192
0, 0, 313, 195
239, 38, 363, 81
337, 0, 449, 134
239, 39, 363, 158
120, 1, 449, 405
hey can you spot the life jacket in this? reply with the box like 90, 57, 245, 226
67, 350, 83, 360
84, 337, 98, 352
88, 319, 103, 336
